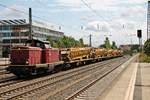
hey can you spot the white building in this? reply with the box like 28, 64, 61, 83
147, 1, 150, 39
0, 19, 64, 57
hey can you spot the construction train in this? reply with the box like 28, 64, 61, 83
7, 39, 123, 77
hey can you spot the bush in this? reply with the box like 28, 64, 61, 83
143, 39, 150, 56
139, 53, 150, 63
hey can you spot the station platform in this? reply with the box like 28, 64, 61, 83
97, 63, 150, 100
0, 58, 9, 67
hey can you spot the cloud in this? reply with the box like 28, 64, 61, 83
43, 0, 147, 45
120, 0, 146, 4
56, 0, 81, 8
55, 0, 147, 14
55, 0, 119, 12
0, 0, 146, 46
120, 5, 146, 18
85, 21, 111, 32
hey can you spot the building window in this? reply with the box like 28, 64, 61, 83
2, 26, 10, 30
11, 32, 19, 37
2, 33, 11, 37
21, 39, 27, 43
3, 39, 10, 43
20, 32, 29, 36
11, 39, 19, 43
0, 27, 2, 31
0, 33, 2, 37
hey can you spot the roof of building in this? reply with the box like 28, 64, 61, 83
0, 19, 64, 34
0, 19, 27, 25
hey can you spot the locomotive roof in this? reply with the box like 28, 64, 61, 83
26, 39, 44, 44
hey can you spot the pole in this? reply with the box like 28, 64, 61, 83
89, 34, 92, 47
9, 26, 11, 58
137, 30, 142, 52
139, 37, 142, 52
130, 34, 133, 55
140, 38, 143, 52
147, 1, 149, 40
139, 38, 140, 51
29, 8, 32, 39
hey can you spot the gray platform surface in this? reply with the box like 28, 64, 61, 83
134, 63, 150, 100
97, 63, 150, 100
97, 63, 138, 100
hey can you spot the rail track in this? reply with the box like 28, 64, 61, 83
0, 70, 14, 81
0, 70, 9, 75
0, 76, 20, 88
0, 56, 130, 100
67, 55, 137, 100
0, 66, 9, 75
45, 56, 131, 100
0, 66, 12, 81
66, 57, 132, 100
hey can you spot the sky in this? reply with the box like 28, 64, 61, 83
0, 0, 148, 47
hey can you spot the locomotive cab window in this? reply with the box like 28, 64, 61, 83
44, 44, 51, 48
25, 39, 46, 49
44, 41, 51, 48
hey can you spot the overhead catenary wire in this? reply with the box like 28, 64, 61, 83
0, 3, 87, 33
0, 3, 62, 29
0, 1, 144, 33
0, 1, 111, 33
80, 0, 111, 24
80, 0, 147, 31
0, 3, 27, 14
35, 0, 88, 33
34, 0, 107, 33
0, 2, 88, 40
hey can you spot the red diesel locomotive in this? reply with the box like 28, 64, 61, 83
7, 39, 123, 77
8, 39, 63, 77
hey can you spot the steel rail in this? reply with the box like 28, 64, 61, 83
0, 56, 129, 99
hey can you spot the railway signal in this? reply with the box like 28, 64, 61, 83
137, 30, 142, 52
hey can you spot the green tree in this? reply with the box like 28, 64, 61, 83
111, 41, 117, 49
143, 39, 150, 56
47, 36, 85, 48
99, 44, 105, 48
46, 36, 53, 46
79, 38, 84, 47
104, 37, 111, 49
131, 44, 139, 52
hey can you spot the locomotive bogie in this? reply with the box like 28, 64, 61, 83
8, 61, 64, 77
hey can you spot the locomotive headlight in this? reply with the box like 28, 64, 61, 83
26, 61, 29, 64
26, 59, 29, 64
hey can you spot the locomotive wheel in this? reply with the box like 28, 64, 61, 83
62, 63, 71, 71
70, 63, 77, 68
53, 65, 63, 73
83, 61, 86, 65
76, 62, 80, 66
